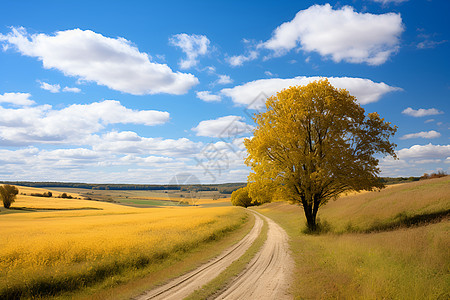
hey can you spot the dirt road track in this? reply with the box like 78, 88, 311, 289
215, 210, 293, 299
134, 212, 263, 300
134, 210, 293, 300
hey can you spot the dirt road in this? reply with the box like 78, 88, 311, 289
134, 212, 263, 300
134, 210, 293, 300
215, 210, 293, 299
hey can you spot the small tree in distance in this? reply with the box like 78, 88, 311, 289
245, 79, 397, 231
231, 187, 253, 208
0, 184, 19, 209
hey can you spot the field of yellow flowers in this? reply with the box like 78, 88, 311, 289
0, 188, 246, 298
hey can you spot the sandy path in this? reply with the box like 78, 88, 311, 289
134, 211, 263, 300
215, 210, 293, 300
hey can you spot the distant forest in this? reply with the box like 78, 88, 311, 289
0, 177, 422, 194
0, 181, 247, 194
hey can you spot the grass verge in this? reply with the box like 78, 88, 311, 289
184, 211, 269, 300
255, 202, 449, 299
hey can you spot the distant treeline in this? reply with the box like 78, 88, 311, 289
0, 181, 247, 194
2, 178, 428, 194
379, 177, 420, 185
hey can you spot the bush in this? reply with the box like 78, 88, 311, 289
30, 191, 52, 197
420, 171, 447, 180
59, 193, 73, 199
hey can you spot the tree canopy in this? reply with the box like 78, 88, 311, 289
230, 187, 253, 208
244, 79, 397, 231
0, 184, 19, 209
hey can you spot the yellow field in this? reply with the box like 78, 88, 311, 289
0, 187, 247, 299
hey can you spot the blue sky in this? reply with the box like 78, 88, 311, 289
0, 0, 448, 184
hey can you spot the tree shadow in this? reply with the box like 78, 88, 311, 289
361, 209, 450, 233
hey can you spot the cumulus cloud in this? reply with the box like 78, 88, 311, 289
0, 92, 35, 106
402, 107, 444, 117
39, 81, 60, 93
0, 100, 169, 145
221, 76, 401, 109
398, 144, 450, 159
0, 27, 198, 95
216, 75, 233, 85
400, 130, 441, 140
227, 51, 258, 67
380, 143, 450, 177
38, 81, 81, 93
192, 115, 253, 138
169, 33, 210, 69
62, 86, 81, 93
196, 91, 221, 102
261, 4, 404, 65
93, 132, 201, 157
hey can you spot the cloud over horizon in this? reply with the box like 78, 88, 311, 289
0, 99, 169, 146
221, 76, 401, 109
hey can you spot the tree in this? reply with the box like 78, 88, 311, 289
230, 187, 254, 208
0, 184, 19, 209
245, 79, 397, 231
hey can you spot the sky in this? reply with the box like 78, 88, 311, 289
0, 0, 449, 184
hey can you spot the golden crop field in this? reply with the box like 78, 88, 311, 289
0, 187, 246, 299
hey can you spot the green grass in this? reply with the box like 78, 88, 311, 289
254, 177, 450, 299
184, 213, 269, 300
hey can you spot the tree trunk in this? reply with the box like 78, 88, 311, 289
303, 202, 317, 231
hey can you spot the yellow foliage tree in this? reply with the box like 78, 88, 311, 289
0, 184, 19, 209
244, 79, 397, 231
230, 187, 253, 208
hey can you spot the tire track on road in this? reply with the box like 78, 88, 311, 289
215, 210, 293, 300
134, 212, 263, 300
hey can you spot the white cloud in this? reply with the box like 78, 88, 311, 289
0, 92, 35, 106
0, 100, 169, 145
120, 155, 173, 165
1, 27, 198, 95
398, 144, 450, 159
221, 76, 401, 109
400, 130, 441, 140
39, 81, 81, 93
192, 115, 253, 138
196, 91, 221, 102
39, 81, 60, 93
262, 4, 404, 65
412, 159, 442, 164
216, 75, 233, 85
62, 86, 81, 93
372, 0, 408, 4
169, 33, 210, 69
380, 144, 450, 177
417, 39, 447, 49
227, 51, 258, 67
93, 133, 201, 157
402, 107, 444, 117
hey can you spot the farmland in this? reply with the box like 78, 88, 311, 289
0, 187, 248, 299
254, 176, 450, 299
